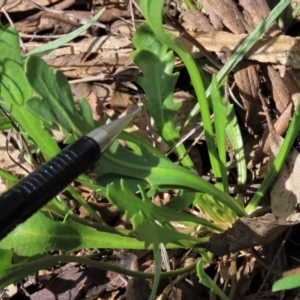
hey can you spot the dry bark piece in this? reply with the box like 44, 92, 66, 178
263, 65, 292, 113
110, 83, 137, 111
200, 0, 249, 33
0, 0, 61, 12
45, 51, 131, 78
248, 102, 293, 169
87, 91, 104, 122
277, 68, 300, 106
13, 2, 139, 34
13, 0, 77, 34
111, 19, 137, 38
167, 280, 207, 300
180, 10, 215, 32
122, 278, 151, 300
30, 256, 137, 300
233, 61, 263, 135
239, 0, 280, 35
30, 267, 106, 300
239, 0, 270, 29
203, 214, 294, 256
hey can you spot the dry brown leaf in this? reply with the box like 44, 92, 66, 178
270, 132, 300, 219
26, 36, 133, 58
264, 65, 292, 113
0, 0, 61, 12
203, 214, 294, 256
177, 31, 300, 69
233, 61, 262, 134
87, 91, 104, 122
200, 0, 249, 33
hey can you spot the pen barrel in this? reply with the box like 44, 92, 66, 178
0, 136, 101, 240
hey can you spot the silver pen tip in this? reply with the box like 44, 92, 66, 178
87, 106, 142, 151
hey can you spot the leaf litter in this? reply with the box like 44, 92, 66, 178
1, 0, 300, 299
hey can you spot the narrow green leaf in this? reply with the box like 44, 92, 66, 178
246, 100, 300, 212
211, 76, 228, 192
25, 8, 106, 58
0, 253, 197, 290
226, 104, 247, 186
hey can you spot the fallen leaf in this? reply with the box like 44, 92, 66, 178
270, 132, 300, 219
1, 0, 61, 12
203, 214, 294, 256
177, 31, 300, 70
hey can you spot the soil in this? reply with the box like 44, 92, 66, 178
1, 0, 300, 299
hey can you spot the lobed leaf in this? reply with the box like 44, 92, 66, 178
98, 142, 247, 217
132, 24, 180, 141
25, 55, 95, 136
0, 25, 32, 106
107, 180, 223, 232
131, 23, 193, 167
132, 212, 198, 248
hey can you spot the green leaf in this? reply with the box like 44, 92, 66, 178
0, 25, 32, 106
107, 180, 222, 232
246, 100, 300, 212
272, 273, 300, 291
137, 0, 220, 176
165, 190, 199, 211
132, 24, 180, 141
0, 109, 12, 130
211, 76, 228, 192
132, 212, 198, 248
98, 142, 247, 217
0, 248, 14, 272
25, 55, 95, 136
0, 23, 61, 161
0, 212, 155, 257
226, 103, 246, 186
131, 23, 193, 167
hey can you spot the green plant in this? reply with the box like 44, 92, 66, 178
0, 0, 300, 299
0, 13, 235, 295
272, 271, 300, 292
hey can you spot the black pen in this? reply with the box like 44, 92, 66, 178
0, 108, 141, 240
